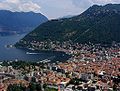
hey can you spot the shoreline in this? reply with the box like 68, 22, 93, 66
0, 47, 71, 62
16, 47, 72, 55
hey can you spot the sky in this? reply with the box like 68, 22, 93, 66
0, 0, 120, 19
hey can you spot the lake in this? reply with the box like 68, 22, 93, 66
0, 34, 70, 62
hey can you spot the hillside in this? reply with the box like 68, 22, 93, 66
17, 4, 120, 48
0, 10, 48, 36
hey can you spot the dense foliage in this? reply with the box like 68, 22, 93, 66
7, 84, 26, 91
7, 83, 42, 91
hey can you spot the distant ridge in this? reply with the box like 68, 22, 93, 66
0, 10, 48, 36
17, 4, 120, 47
59, 15, 75, 19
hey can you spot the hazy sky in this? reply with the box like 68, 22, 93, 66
0, 0, 120, 19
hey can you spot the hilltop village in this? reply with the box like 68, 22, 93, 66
0, 43, 120, 91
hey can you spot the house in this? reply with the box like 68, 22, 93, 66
80, 73, 94, 81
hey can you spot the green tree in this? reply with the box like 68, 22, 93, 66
7, 84, 26, 91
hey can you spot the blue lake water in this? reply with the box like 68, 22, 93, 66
0, 34, 70, 62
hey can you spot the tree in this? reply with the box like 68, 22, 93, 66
7, 84, 26, 91
29, 82, 36, 91
31, 77, 36, 83
36, 83, 42, 91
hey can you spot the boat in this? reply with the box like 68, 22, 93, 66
26, 52, 39, 55
42, 59, 51, 63
28, 48, 35, 51
5, 44, 13, 48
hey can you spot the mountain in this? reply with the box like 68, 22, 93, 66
17, 4, 120, 48
59, 15, 75, 19
0, 10, 48, 36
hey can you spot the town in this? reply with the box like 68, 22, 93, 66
1, 1, 120, 91
0, 42, 120, 91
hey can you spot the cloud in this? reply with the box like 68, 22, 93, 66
18, 1, 41, 12
6, 0, 20, 4
0, 0, 41, 12
72, 0, 120, 8
72, 0, 93, 9
36, 0, 85, 19
33, 0, 120, 18
0, 0, 120, 19
91, 0, 120, 4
